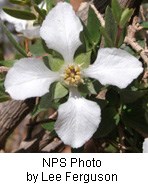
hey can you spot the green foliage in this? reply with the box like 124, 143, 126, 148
0, 23, 27, 57
111, 0, 122, 23
100, 0, 134, 47
9, 0, 31, 6
33, 0, 43, 5
87, 6, 101, 46
119, 8, 134, 28
3, 7, 36, 20
140, 21, 148, 29
104, 6, 118, 47
53, 82, 68, 100
122, 98, 148, 135
94, 107, 118, 138
0, 79, 10, 102
45, 0, 56, 11
33, 4, 46, 21
30, 39, 46, 56
82, 6, 101, 52
42, 122, 55, 132
75, 51, 91, 68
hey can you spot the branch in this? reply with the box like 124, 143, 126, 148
124, 17, 148, 65
0, 99, 35, 149
0, 66, 9, 73
90, 3, 105, 27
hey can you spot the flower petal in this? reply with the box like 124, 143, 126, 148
40, 2, 83, 63
4, 58, 60, 100
84, 48, 143, 89
143, 138, 148, 153
23, 24, 40, 39
55, 88, 101, 148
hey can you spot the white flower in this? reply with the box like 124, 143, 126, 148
0, 6, 40, 39
4, 2, 143, 148
143, 138, 148, 153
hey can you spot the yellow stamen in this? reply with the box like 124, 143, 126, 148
63, 64, 83, 86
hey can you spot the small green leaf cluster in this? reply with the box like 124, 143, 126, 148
100, 0, 134, 47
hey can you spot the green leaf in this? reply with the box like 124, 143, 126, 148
42, 122, 55, 132
75, 51, 91, 68
45, 0, 56, 11
100, 26, 114, 47
9, 0, 31, 6
106, 88, 120, 107
122, 99, 148, 134
3, 7, 36, 20
120, 89, 148, 104
111, 0, 122, 23
0, 60, 15, 67
30, 39, 46, 56
33, 0, 42, 5
0, 80, 10, 102
105, 6, 118, 45
0, 23, 27, 57
48, 55, 64, 71
53, 82, 68, 100
94, 107, 118, 138
33, 4, 46, 20
140, 21, 148, 29
119, 8, 134, 28
87, 6, 101, 45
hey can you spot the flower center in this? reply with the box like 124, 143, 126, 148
63, 64, 83, 86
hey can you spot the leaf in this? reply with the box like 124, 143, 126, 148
0, 80, 10, 102
120, 89, 148, 104
0, 23, 27, 57
75, 51, 91, 68
106, 88, 120, 107
87, 6, 101, 45
111, 0, 122, 23
45, 0, 56, 11
94, 107, 118, 138
3, 7, 36, 20
9, 0, 31, 6
0, 60, 15, 67
30, 39, 46, 56
119, 8, 134, 28
100, 26, 114, 47
53, 82, 68, 100
33, 4, 46, 20
48, 55, 64, 71
105, 6, 118, 45
33, 0, 43, 5
122, 99, 148, 134
140, 21, 148, 29
42, 122, 55, 132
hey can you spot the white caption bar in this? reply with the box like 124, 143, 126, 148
0, 153, 147, 189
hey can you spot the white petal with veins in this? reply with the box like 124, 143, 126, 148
84, 48, 143, 89
55, 88, 101, 148
4, 58, 60, 100
143, 138, 148, 153
40, 2, 83, 63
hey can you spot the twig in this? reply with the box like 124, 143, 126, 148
90, 3, 105, 27
0, 66, 9, 73
124, 17, 148, 65
118, 123, 126, 153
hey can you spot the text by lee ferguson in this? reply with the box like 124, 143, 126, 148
26, 157, 118, 184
